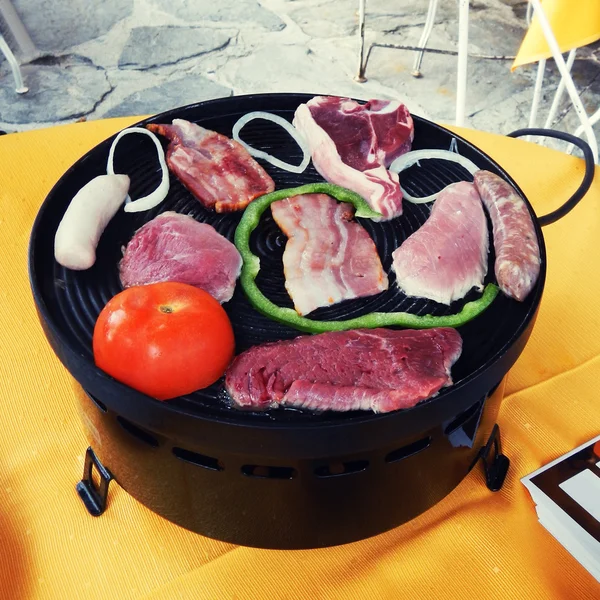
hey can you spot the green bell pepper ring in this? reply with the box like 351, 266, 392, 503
234, 183, 499, 333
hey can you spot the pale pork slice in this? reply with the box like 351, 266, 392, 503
225, 328, 463, 413
270, 193, 388, 316
293, 97, 414, 220
392, 182, 489, 305
146, 119, 274, 213
119, 211, 242, 303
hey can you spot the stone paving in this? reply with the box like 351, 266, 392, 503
0, 0, 598, 149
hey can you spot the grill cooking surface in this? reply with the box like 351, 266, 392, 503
31, 94, 545, 425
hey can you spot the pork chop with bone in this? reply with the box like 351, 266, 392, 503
293, 96, 413, 220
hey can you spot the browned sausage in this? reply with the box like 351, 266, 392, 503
473, 170, 541, 301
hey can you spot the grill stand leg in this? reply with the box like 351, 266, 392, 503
470, 424, 510, 492
76, 447, 113, 516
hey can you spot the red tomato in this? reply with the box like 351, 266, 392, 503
93, 282, 235, 400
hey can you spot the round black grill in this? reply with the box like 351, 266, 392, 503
30, 93, 546, 429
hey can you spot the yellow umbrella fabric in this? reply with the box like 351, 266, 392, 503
512, 0, 600, 70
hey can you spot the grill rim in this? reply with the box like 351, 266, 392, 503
28, 92, 547, 451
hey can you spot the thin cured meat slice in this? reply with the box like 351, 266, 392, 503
225, 327, 463, 413
270, 193, 389, 315
119, 211, 242, 303
473, 170, 541, 301
147, 119, 275, 213
292, 96, 414, 220
392, 181, 489, 305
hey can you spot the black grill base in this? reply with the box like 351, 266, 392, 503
74, 378, 508, 549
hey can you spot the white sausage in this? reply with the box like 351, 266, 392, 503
54, 174, 130, 270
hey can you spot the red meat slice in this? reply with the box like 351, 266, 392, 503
225, 328, 462, 413
119, 211, 242, 303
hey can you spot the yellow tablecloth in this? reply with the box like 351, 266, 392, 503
0, 117, 599, 599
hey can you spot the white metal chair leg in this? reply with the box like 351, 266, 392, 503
0, 33, 28, 93
528, 58, 546, 129
543, 49, 576, 128
529, 0, 598, 163
0, 0, 36, 58
526, 0, 534, 27
455, 0, 469, 126
573, 107, 600, 136
412, 0, 439, 77
355, 0, 367, 82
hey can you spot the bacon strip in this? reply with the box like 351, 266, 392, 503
271, 193, 389, 316
147, 119, 274, 213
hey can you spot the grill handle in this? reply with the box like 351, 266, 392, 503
507, 128, 595, 227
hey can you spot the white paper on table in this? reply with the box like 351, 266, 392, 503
521, 433, 600, 583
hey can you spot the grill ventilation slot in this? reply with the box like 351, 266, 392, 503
385, 437, 431, 463
444, 400, 484, 436
173, 447, 224, 471
443, 397, 486, 449
314, 460, 369, 478
116, 417, 159, 447
242, 465, 297, 479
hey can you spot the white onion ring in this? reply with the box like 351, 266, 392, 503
389, 149, 481, 204
107, 127, 170, 213
232, 111, 311, 174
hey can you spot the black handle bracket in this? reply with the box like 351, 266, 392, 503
470, 424, 510, 492
507, 128, 596, 226
76, 446, 113, 516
